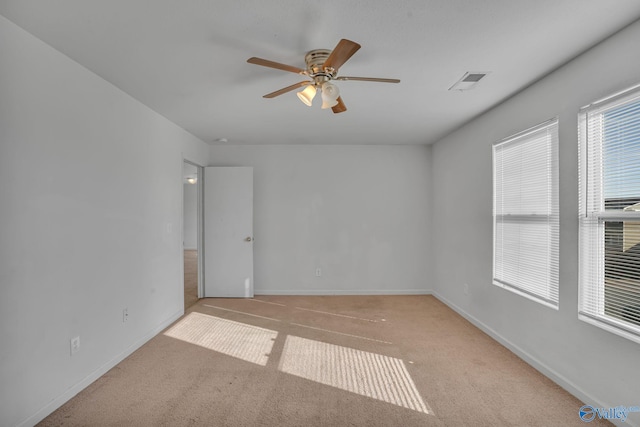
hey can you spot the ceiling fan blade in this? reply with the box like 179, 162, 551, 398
332, 97, 347, 114
336, 76, 400, 83
247, 57, 306, 74
323, 39, 361, 71
263, 81, 310, 98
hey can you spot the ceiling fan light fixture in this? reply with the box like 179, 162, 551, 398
247, 39, 399, 114
297, 85, 317, 106
320, 82, 340, 109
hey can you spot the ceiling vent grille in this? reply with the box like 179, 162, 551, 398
449, 72, 489, 91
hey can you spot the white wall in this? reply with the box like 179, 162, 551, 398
183, 183, 198, 250
0, 15, 209, 427
431, 20, 640, 425
209, 145, 433, 295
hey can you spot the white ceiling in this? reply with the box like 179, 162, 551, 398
2, 1, 640, 145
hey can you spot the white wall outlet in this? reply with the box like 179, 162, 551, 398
315, 268, 322, 277
70, 336, 80, 355
123, 308, 128, 323
463, 283, 469, 295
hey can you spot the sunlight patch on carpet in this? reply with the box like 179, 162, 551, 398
164, 312, 277, 366
279, 335, 432, 414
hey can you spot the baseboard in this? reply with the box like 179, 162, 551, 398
19, 309, 184, 427
432, 292, 637, 427
255, 289, 432, 296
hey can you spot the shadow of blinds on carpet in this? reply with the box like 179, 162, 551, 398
163, 312, 432, 415
164, 312, 277, 366
279, 335, 432, 414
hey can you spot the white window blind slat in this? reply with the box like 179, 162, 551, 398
493, 119, 559, 309
579, 83, 640, 344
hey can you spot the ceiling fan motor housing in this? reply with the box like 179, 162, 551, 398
305, 49, 335, 83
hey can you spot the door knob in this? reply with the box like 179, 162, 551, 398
245, 237, 253, 242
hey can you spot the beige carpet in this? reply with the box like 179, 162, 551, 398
183, 250, 198, 310
38, 295, 610, 426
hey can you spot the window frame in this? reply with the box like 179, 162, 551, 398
579, 83, 640, 343
492, 118, 560, 309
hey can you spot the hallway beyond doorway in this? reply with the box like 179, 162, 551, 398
184, 249, 198, 310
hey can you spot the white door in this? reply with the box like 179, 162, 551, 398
203, 167, 254, 297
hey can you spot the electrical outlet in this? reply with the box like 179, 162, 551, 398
315, 268, 322, 277
123, 308, 128, 323
463, 283, 469, 295
70, 336, 80, 355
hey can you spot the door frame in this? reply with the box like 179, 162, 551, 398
182, 159, 204, 301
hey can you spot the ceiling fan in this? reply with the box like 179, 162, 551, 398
247, 39, 400, 113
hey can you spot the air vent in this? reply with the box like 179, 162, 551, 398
462, 73, 486, 82
449, 72, 490, 91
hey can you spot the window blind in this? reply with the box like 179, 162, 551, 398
579, 84, 640, 343
493, 119, 559, 308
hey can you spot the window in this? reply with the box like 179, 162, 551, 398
579, 84, 640, 343
493, 119, 559, 308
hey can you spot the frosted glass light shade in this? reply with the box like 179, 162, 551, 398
321, 82, 340, 109
297, 85, 317, 106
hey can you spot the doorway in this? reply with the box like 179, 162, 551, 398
183, 161, 202, 310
